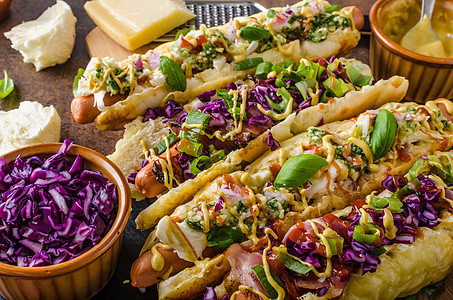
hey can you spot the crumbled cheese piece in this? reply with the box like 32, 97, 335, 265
84, 0, 195, 50
0, 101, 61, 156
4, 1, 77, 71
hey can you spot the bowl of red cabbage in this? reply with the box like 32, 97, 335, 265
0, 140, 131, 300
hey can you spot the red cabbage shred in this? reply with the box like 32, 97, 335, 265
0, 140, 117, 267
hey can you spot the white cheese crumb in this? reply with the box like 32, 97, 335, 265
0, 101, 61, 156
4, 1, 77, 71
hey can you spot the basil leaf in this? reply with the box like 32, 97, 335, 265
370, 109, 398, 160
255, 61, 273, 80
251, 264, 286, 300
0, 70, 14, 99
347, 63, 372, 87
189, 155, 213, 175
72, 68, 85, 97
240, 26, 271, 41
235, 57, 264, 71
206, 226, 246, 250
324, 5, 341, 13
274, 154, 328, 190
279, 253, 313, 274
153, 133, 180, 155
160, 56, 187, 92
175, 25, 196, 40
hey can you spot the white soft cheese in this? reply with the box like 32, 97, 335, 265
0, 101, 61, 156
4, 1, 77, 71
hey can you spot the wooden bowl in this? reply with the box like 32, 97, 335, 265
370, 0, 453, 102
0, 143, 131, 300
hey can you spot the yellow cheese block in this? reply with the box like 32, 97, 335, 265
84, 0, 195, 50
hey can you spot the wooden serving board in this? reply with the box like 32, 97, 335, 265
85, 27, 161, 60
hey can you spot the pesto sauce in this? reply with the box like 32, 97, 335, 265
306, 13, 351, 43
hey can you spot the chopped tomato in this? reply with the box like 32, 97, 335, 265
177, 35, 194, 50
196, 35, 208, 46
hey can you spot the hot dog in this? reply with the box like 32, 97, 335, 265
71, 92, 127, 124
129, 100, 453, 299
72, 0, 364, 131
108, 57, 409, 232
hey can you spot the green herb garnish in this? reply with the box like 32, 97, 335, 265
160, 56, 187, 92
240, 26, 271, 41
370, 109, 398, 160
0, 70, 15, 99
274, 154, 328, 190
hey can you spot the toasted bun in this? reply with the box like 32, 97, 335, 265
157, 255, 231, 300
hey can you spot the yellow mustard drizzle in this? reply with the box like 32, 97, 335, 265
256, 96, 294, 121
88, 57, 133, 95
150, 243, 173, 272
161, 266, 173, 280
218, 34, 247, 62
204, 89, 247, 142
264, 21, 296, 58
426, 100, 453, 132
231, 286, 270, 300
160, 216, 198, 262
309, 220, 334, 262
322, 134, 340, 165
193, 254, 225, 271
262, 228, 286, 300
201, 202, 211, 233
277, 148, 289, 167
214, 190, 259, 244
275, 221, 334, 278
383, 208, 397, 240
151, 136, 180, 190
347, 137, 380, 172
297, 187, 309, 210
429, 174, 453, 207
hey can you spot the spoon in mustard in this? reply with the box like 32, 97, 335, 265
400, 0, 446, 57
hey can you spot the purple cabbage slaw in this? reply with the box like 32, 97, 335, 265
0, 140, 118, 267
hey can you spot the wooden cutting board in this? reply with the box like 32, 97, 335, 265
85, 27, 162, 60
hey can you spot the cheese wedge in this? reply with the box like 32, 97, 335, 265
84, 0, 195, 50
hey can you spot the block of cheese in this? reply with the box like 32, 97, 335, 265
84, 0, 195, 50
4, 0, 77, 71
0, 102, 61, 156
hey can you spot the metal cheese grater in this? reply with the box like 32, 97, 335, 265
155, 0, 268, 42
